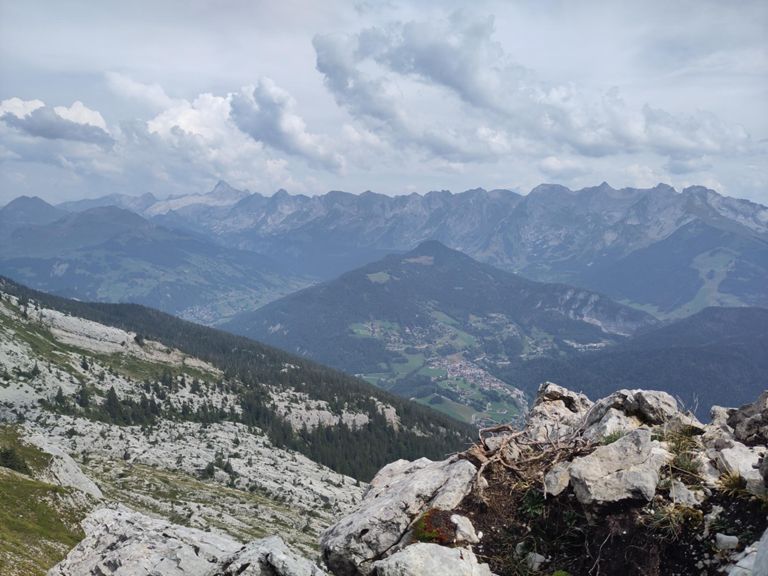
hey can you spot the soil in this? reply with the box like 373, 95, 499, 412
455, 461, 767, 576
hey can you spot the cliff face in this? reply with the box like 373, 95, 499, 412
321, 385, 768, 576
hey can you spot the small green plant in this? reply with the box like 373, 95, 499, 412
600, 430, 625, 445
412, 508, 455, 545
645, 504, 703, 541
671, 452, 701, 477
521, 490, 546, 519
719, 472, 747, 497
0, 446, 31, 475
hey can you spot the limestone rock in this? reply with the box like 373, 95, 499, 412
450, 514, 480, 545
753, 528, 768, 576
48, 504, 242, 576
728, 392, 768, 446
49, 504, 321, 576
26, 434, 103, 499
526, 382, 593, 442
370, 543, 492, 576
716, 442, 766, 495
543, 462, 571, 497
716, 533, 740, 551
586, 389, 686, 430
670, 480, 701, 506
210, 536, 327, 576
568, 429, 670, 504
320, 457, 477, 576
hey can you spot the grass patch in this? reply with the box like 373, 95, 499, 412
0, 468, 86, 576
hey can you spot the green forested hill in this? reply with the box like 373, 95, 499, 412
224, 241, 655, 425
492, 306, 768, 418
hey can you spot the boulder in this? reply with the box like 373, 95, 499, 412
670, 480, 702, 506
450, 515, 480, 545
49, 504, 321, 576
370, 543, 492, 576
716, 442, 766, 495
728, 392, 768, 446
210, 536, 326, 576
753, 528, 768, 576
321, 457, 477, 576
48, 504, 242, 576
526, 382, 593, 442
716, 533, 740, 551
543, 462, 571, 497
586, 389, 682, 428
568, 429, 670, 505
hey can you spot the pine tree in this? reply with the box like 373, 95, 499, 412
77, 384, 90, 408
105, 386, 122, 423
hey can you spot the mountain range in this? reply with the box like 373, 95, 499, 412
0, 199, 308, 325
41, 180, 768, 318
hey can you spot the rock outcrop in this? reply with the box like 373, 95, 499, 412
322, 383, 768, 576
370, 543, 491, 576
566, 429, 670, 504
320, 457, 476, 575
48, 504, 324, 576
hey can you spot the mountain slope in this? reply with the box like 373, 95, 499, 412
0, 276, 472, 481
0, 196, 67, 239
493, 306, 768, 418
224, 241, 656, 426
0, 207, 308, 325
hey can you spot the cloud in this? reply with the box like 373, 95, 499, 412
313, 28, 509, 162
1, 99, 113, 147
313, 12, 755, 168
105, 72, 176, 110
0, 97, 45, 118
539, 156, 588, 179
53, 101, 108, 130
230, 78, 345, 172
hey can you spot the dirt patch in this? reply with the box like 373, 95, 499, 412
456, 461, 767, 576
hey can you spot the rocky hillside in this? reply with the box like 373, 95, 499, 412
0, 277, 476, 573
0, 277, 472, 481
7, 383, 766, 575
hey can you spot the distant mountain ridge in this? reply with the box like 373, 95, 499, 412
0, 203, 309, 324
42, 180, 767, 317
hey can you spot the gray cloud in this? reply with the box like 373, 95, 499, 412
314, 13, 756, 167
1, 107, 114, 147
230, 79, 344, 172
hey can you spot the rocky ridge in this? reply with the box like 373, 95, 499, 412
320, 384, 768, 575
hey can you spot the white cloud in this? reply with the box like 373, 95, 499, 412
106, 72, 176, 110
539, 156, 588, 179
53, 101, 108, 130
1, 98, 113, 147
0, 97, 45, 118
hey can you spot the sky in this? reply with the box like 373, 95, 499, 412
1, 0, 766, 205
